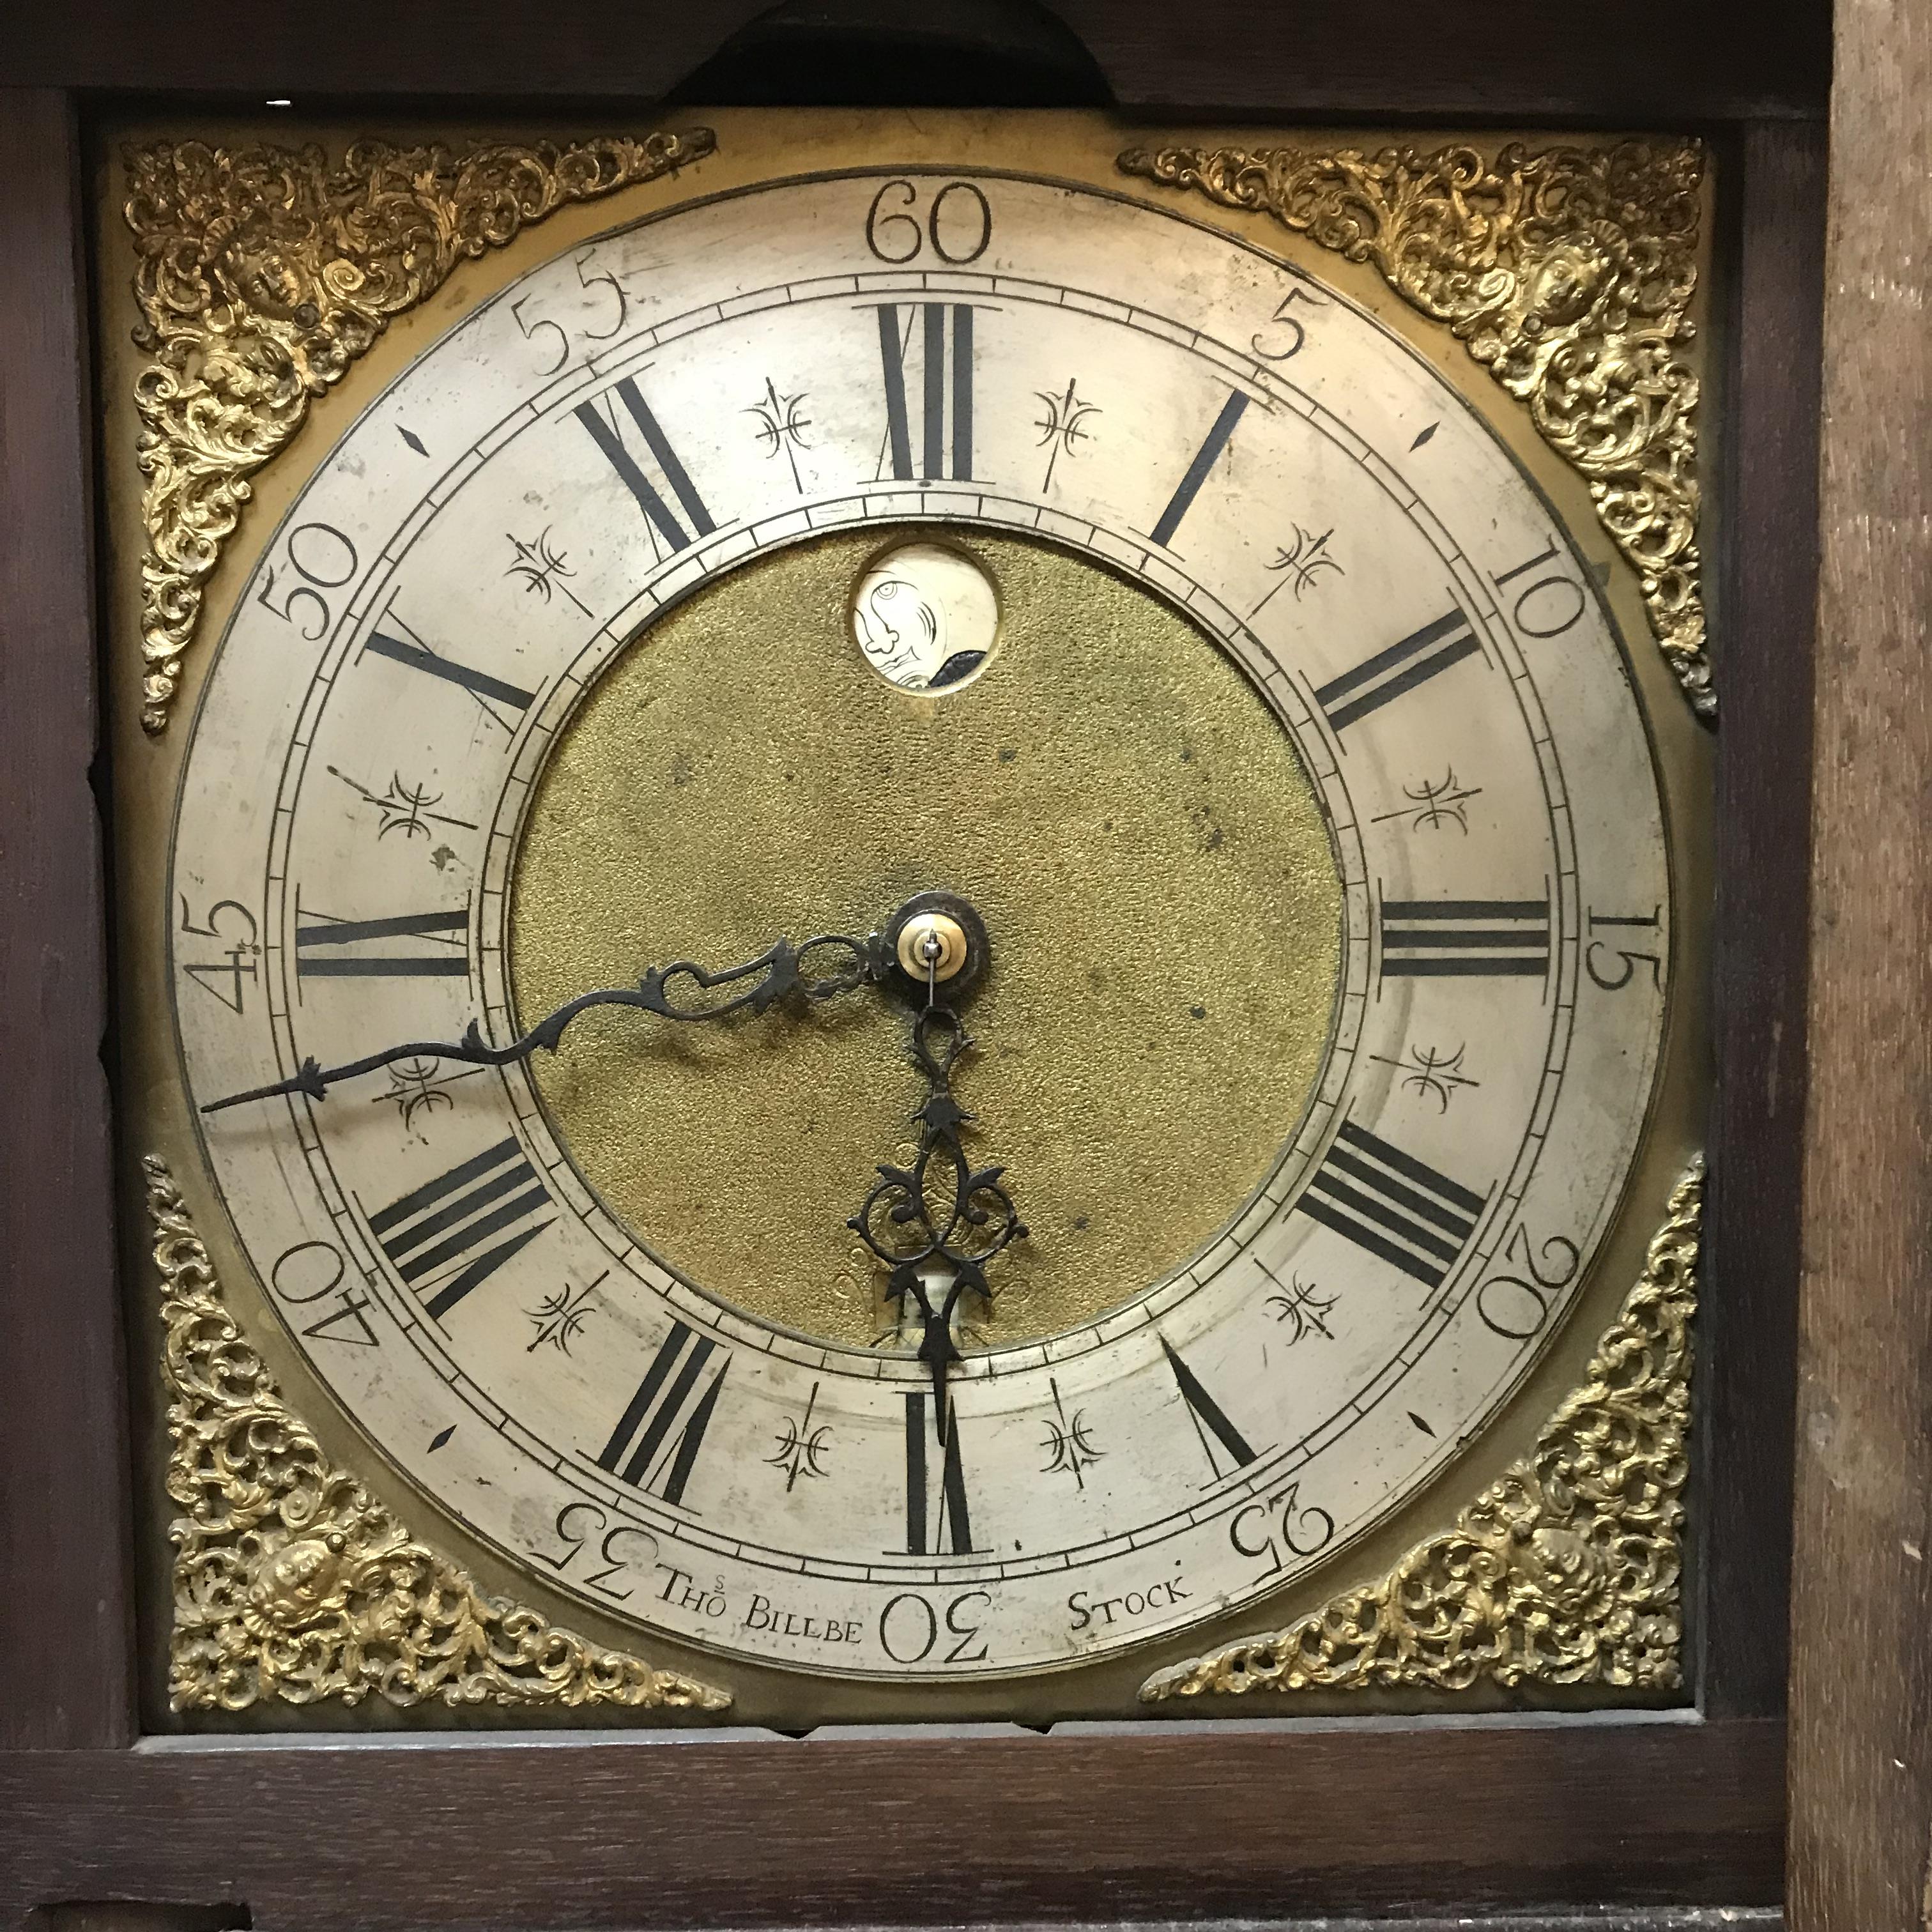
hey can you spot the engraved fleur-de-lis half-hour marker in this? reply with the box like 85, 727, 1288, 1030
1251, 523, 1344, 616
1369, 768, 1484, 836
767, 1380, 833, 1491
524, 1273, 605, 1356
373, 1055, 487, 1135
504, 527, 592, 616
1262, 1270, 1340, 1345
1039, 1375, 1103, 1489
329, 765, 479, 843
1370, 1042, 1482, 1114
1034, 376, 1101, 491
746, 375, 813, 492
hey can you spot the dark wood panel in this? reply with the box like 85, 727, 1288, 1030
1, 0, 1831, 120
1788, 0, 1932, 1926
0, 1718, 1783, 1928
1694, 121, 1826, 1719
0, 91, 135, 1749
15, 1913, 1784, 1932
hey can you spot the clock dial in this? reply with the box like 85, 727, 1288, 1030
169, 167, 1673, 1687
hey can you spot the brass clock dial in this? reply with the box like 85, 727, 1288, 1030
152, 137, 1699, 1711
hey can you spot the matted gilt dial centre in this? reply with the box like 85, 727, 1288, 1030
509, 526, 1343, 1348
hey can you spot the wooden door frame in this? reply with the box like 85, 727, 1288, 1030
1787, 3, 1932, 1929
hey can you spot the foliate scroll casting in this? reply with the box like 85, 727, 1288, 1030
146, 1155, 731, 1714
1140, 1157, 1701, 1701
1119, 141, 1712, 721
125, 128, 716, 733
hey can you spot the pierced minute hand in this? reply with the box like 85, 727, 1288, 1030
201, 930, 888, 1114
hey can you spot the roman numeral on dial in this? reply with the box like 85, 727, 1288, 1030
904, 1392, 974, 1554
362, 627, 539, 717
295, 905, 468, 978
1379, 897, 1551, 979
873, 303, 975, 482
597, 1321, 729, 1505
368, 1135, 553, 1319
576, 375, 716, 554
1315, 605, 1482, 734
1150, 390, 1250, 548
1160, 1335, 1260, 1478
1296, 1121, 1487, 1289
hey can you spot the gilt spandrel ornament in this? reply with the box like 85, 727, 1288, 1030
1119, 139, 1713, 719
1140, 1158, 1701, 1701
146, 1154, 731, 1713
124, 128, 716, 733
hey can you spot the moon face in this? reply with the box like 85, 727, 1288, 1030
850, 541, 1000, 693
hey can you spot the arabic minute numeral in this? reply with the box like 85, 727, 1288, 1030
508, 250, 627, 374
571, 249, 626, 339
510, 295, 568, 374
1586, 906, 1664, 991
271, 1238, 348, 1305
533, 1502, 658, 1602
269, 1238, 380, 1348
863, 178, 992, 264
178, 895, 261, 1015
1475, 1221, 1583, 1340
1251, 283, 1326, 361
1230, 1480, 1335, 1577
1491, 537, 1588, 639
878, 1588, 991, 1666
1281, 1489, 1337, 1558
253, 521, 358, 641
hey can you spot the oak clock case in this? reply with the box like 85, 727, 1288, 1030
105, 112, 1712, 1728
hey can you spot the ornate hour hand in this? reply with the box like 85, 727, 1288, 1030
201, 930, 889, 1114
848, 908, 1026, 1438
